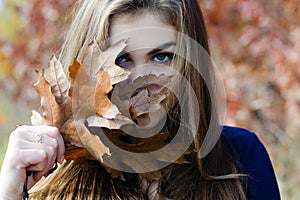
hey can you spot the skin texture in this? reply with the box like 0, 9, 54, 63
0, 126, 64, 200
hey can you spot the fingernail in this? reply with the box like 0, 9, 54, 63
59, 155, 64, 163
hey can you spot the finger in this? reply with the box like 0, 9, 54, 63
16, 138, 57, 170
0, 149, 48, 199
36, 135, 63, 164
22, 135, 57, 150
13, 139, 57, 179
14, 125, 65, 163
34, 126, 65, 163
15, 149, 48, 172
18, 148, 53, 182
17, 149, 48, 185
9, 126, 63, 178
26, 143, 57, 176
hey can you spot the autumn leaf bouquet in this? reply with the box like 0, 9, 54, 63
30, 39, 187, 177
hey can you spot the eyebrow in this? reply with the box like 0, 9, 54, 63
146, 41, 176, 56
116, 41, 176, 59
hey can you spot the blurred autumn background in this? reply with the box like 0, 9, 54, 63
0, 0, 299, 198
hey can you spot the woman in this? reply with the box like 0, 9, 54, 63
0, 0, 280, 199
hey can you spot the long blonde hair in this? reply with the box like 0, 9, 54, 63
31, 0, 246, 199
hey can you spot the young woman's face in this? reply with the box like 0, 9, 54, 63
109, 12, 178, 127
109, 12, 177, 77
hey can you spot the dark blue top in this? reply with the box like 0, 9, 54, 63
223, 126, 281, 200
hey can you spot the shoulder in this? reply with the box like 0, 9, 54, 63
222, 126, 261, 164
222, 126, 259, 147
222, 126, 281, 200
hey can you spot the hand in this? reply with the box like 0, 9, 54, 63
0, 125, 65, 200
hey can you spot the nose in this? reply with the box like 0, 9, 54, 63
124, 48, 148, 69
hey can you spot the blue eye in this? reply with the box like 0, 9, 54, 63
115, 56, 128, 64
152, 53, 173, 63
115, 54, 134, 69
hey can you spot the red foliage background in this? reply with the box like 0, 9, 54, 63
0, 0, 75, 107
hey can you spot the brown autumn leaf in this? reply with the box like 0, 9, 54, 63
81, 38, 130, 85
87, 114, 134, 130
33, 69, 72, 127
88, 73, 173, 133
86, 127, 192, 180
119, 74, 171, 98
112, 74, 172, 125
43, 55, 70, 104
129, 88, 167, 119
64, 146, 92, 163
32, 39, 130, 161
31, 37, 191, 181
103, 129, 169, 153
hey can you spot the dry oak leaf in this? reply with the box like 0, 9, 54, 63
33, 69, 72, 127
86, 127, 192, 180
87, 114, 134, 130
32, 39, 130, 162
87, 73, 172, 132
43, 56, 70, 104
112, 74, 172, 126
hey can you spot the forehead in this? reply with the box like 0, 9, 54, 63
109, 12, 177, 51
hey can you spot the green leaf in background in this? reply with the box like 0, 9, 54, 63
0, 0, 22, 41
